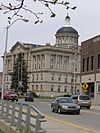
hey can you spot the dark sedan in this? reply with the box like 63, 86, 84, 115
25, 92, 34, 102
51, 97, 80, 114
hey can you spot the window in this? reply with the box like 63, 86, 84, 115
65, 75, 67, 83
50, 55, 56, 69
51, 74, 54, 80
79, 96, 90, 100
41, 74, 43, 80
98, 54, 100, 69
36, 85, 38, 91
6, 76, 8, 81
63, 56, 69, 70
71, 74, 74, 83
82, 58, 85, 72
97, 83, 100, 93
87, 57, 89, 71
56, 55, 62, 70
40, 85, 42, 90
64, 86, 67, 92
36, 74, 38, 80
35, 64, 36, 69
91, 56, 94, 70
58, 74, 61, 81
32, 74, 34, 82
51, 85, 54, 91
71, 96, 78, 100
32, 85, 34, 91
58, 85, 61, 92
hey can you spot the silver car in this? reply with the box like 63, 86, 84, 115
71, 95, 92, 109
51, 97, 80, 114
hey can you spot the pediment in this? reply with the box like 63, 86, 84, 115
10, 41, 26, 54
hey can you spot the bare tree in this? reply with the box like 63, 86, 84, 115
0, 0, 76, 24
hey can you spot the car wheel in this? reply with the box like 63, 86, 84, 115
76, 110, 80, 115
57, 107, 62, 114
25, 99, 27, 101
51, 106, 55, 112
87, 106, 90, 109
16, 99, 18, 102
32, 99, 34, 102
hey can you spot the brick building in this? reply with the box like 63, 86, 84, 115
81, 35, 100, 104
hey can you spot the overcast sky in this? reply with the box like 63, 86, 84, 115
0, 0, 100, 71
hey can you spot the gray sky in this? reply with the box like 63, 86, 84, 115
0, 0, 100, 71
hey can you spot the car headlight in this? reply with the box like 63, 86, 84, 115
77, 106, 80, 109
62, 106, 68, 109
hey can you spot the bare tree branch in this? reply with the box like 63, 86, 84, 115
0, 0, 77, 24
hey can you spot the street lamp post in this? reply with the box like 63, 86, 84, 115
73, 46, 77, 94
71, 45, 78, 95
1, 18, 29, 99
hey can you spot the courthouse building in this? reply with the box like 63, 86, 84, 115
4, 15, 81, 96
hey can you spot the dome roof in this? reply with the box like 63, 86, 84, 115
56, 26, 78, 35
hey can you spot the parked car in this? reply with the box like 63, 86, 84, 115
25, 92, 34, 102
51, 97, 80, 114
3, 90, 18, 101
71, 95, 92, 109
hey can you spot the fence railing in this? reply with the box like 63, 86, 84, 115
0, 100, 47, 133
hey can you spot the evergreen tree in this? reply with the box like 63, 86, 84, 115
11, 53, 28, 93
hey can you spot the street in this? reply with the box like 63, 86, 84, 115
25, 99, 100, 133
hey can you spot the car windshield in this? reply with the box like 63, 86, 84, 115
59, 98, 74, 103
79, 96, 90, 100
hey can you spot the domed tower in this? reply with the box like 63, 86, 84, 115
55, 14, 79, 48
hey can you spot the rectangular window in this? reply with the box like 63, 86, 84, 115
51, 74, 54, 80
65, 75, 67, 83
98, 54, 100, 69
82, 58, 85, 72
87, 57, 89, 71
50, 55, 56, 69
40, 85, 42, 90
32, 85, 34, 91
36, 74, 38, 80
32, 74, 34, 82
41, 73, 43, 80
58, 74, 61, 81
97, 83, 100, 93
64, 86, 67, 92
36, 85, 38, 91
51, 85, 54, 92
63, 56, 69, 70
58, 85, 61, 92
7, 76, 8, 81
71, 74, 74, 83
91, 56, 94, 70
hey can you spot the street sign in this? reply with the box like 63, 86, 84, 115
82, 83, 88, 92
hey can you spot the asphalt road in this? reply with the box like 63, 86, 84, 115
21, 99, 100, 133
